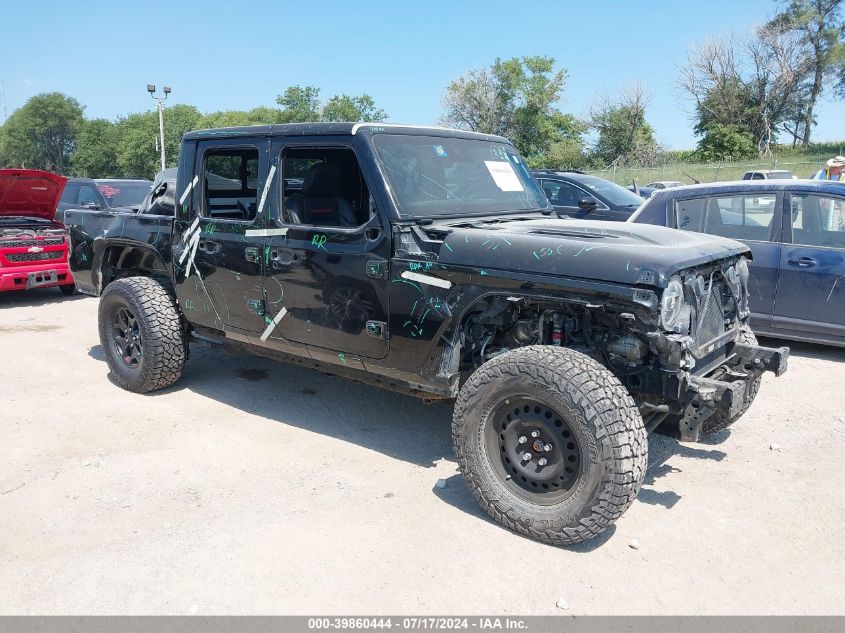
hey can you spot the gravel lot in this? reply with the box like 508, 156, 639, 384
1, 287, 844, 615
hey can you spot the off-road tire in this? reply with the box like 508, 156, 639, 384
59, 284, 76, 296
452, 346, 647, 546
98, 277, 186, 393
701, 325, 762, 435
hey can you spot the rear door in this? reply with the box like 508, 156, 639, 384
173, 138, 270, 334
672, 192, 782, 327
772, 192, 845, 340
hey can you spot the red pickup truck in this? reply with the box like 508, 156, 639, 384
0, 169, 75, 294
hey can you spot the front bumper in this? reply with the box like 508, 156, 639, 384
680, 341, 789, 440
0, 263, 74, 292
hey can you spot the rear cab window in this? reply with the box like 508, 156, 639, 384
201, 148, 260, 221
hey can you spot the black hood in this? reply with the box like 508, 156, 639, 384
437, 219, 750, 288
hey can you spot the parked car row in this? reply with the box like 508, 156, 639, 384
1, 172, 153, 295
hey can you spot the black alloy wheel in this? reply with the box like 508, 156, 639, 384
486, 397, 582, 505
112, 306, 142, 368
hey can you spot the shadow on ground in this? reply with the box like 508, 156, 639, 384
88, 340, 737, 550
0, 287, 90, 309
758, 336, 845, 364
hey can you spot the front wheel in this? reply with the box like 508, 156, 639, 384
98, 277, 186, 393
452, 346, 647, 546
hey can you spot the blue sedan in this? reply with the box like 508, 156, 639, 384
629, 180, 845, 347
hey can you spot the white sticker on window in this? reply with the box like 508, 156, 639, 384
484, 160, 524, 192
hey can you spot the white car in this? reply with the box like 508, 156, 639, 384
742, 170, 797, 180
645, 181, 685, 189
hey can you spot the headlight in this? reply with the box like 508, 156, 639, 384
660, 276, 685, 331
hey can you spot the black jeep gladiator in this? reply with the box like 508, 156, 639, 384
61, 123, 788, 545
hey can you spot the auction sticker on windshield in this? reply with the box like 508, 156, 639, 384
484, 160, 524, 192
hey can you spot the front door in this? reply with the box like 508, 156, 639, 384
773, 192, 845, 339
173, 138, 270, 334
257, 139, 390, 360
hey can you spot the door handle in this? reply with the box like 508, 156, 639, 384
787, 256, 817, 268
244, 247, 260, 263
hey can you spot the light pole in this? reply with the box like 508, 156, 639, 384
147, 84, 171, 171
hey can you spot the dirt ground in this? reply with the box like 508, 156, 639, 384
1, 287, 844, 615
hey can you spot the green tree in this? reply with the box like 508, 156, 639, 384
275, 86, 388, 123
197, 106, 286, 129
276, 86, 322, 123
440, 56, 586, 168
72, 118, 119, 177
680, 31, 811, 157
0, 92, 84, 173
589, 85, 662, 166
322, 94, 386, 122
696, 123, 757, 161
771, 0, 845, 146
116, 104, 202, 178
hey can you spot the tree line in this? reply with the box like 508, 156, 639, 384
1, 0, 841, 178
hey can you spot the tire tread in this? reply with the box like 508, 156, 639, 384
452, 346, 647, 546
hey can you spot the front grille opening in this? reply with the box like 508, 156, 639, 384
5, 251, 64, 263
0, 237, 64, 249
691, 274, 731, 349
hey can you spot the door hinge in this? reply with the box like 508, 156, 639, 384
366, 320, 388, 340
366, 260, 389, 279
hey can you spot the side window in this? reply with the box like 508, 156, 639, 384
751, 173, 765, 180
790, 194, 845, 248
60, 184, 79, 204
544, 181, 583, 207
78, 184, 102, 207
202, 147, 259, 221
280, 147, 369, 228
675, 198, 706, 232
540, 180, 559, 202
699, 194, 776, 241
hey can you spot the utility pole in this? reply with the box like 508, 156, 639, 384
147, 84, 171, 171
0, 79, 7, 123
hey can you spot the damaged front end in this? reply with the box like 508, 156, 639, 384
640, 256, 788, 440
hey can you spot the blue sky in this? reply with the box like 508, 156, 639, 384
2, 0, 842, 149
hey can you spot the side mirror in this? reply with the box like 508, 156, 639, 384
577, 196, 599, 211
81, 202, 101, 210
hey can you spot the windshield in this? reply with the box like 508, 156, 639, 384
580, 177, 645, 207
96, 181, 152, 207
769, 171, 794, 179
372, 134, 549, 217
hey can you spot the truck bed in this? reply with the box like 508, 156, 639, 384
61, 208, 174, 296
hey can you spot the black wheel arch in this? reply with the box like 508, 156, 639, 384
93, 239, 172, 295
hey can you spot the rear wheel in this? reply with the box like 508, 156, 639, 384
98, 277, 186, 393
452, 346, 647, 546
59, 284, 76, 296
